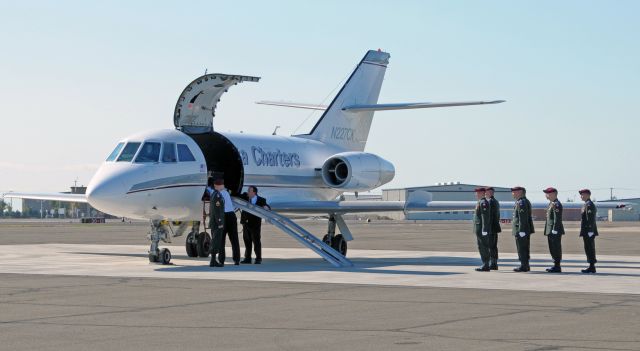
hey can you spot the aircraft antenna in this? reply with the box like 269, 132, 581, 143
272, 125, 280, 135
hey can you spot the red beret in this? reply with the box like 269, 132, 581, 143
474, 187, 486, 192
510, 186, 525, 192
578, 189, 591, 195
543, 187, 558, 193
213, 178, 224, 186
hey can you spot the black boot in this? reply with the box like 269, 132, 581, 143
546, 265, 561, 273
546, 262, 561, 273
581, 264, 596, 273
489, 263, 498, 270
209, 257, 216, 267
240, 258, 252, 264
514, 263, 530, 272
475, 265, 490, 272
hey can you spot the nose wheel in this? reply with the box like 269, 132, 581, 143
147, 220, 173, 265
148, 248, 172, 264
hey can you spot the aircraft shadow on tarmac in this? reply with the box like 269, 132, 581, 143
69, 251, 640, 277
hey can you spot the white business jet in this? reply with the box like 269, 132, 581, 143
7, 50, 623, 267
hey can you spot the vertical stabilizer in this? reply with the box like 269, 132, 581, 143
297, 50, 389, 151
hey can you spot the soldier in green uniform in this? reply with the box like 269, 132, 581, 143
579, 189, 598, 273
485, 187, 501, 270
511, 186, 534, 272
543, 187, 564, 273
473, 187, 491, 271
208, 178, 226, 267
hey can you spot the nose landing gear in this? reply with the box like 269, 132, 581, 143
148, 220, 199, 265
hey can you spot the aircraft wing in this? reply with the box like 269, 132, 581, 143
269, 198, 629, 215
270, 200, 405, 214
2, 192, 88, 203
405, 200, 629, 212
342, 100, 505, 112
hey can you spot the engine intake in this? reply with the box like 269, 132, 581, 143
321, 152, 395, 191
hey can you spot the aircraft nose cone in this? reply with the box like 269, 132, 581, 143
86, 177, 125, 213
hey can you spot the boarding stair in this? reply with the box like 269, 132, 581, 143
231, 197, 353, 268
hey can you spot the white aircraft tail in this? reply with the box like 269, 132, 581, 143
296, 50, 389, 151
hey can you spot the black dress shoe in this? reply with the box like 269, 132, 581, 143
209, 260, 216, 267
475, 266, 490, 272
489, 265, 498, 271
254, 259, 262, 264
214, 262, 224, 267
513, 266, 529, 272
240, 258, 252, 264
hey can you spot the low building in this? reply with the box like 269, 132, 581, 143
600, 198, 640, 222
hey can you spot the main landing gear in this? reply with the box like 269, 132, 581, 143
322, 215, 348, 256
185, 230, 210, 258
148, 220, 199, 265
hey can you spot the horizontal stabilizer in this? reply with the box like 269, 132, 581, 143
256, 100, 505, 113
256, 101, 327, 111
342, 100, 505, 112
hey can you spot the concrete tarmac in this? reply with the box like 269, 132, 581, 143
1, 220, 640, 350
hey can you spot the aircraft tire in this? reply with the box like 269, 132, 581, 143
160, 248, 172, 265
331, 234, 348, 256
322, 234, 331, 245
185, 232, 198, 257
148, 250, 160, 263
196, 232, 211, 257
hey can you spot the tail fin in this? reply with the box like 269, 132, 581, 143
297, 50, 389, 151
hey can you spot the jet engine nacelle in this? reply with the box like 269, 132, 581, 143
321, 152, 395, 192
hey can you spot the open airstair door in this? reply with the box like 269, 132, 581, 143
174, 73, 260, 134
174, 73, 259, 195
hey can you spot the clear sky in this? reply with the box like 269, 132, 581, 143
1, 0, 639, 203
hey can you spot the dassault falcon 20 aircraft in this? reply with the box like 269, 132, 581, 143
6, 50, 625, 267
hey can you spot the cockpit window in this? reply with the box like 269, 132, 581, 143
116, 142, 141, 162
134, 142, 161, 163
177, 144, 196, 162
106, 142, 124, 162
161, 142, 177, 163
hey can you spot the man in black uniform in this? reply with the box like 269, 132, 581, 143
473, 187, 491, 272
579, 189, 598, 273
208, 178, 226, 267
543, 187, 564, 273
239, 186, 270, 264
511, 186, 534, 272
485, 187, 501, 270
